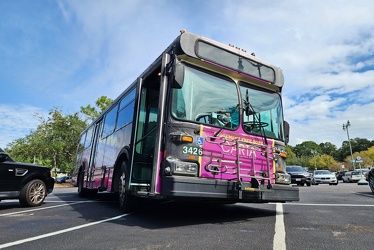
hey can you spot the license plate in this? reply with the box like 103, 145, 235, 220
296, 178, 301, 181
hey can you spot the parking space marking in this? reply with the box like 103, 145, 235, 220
0, 213, 129, 249
281, 203, 374, 207
0, 200, 110, 217
273, 203, 286, 250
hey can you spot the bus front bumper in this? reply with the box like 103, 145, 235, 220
161, 176, 299, 203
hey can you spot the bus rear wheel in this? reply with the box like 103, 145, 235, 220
78, 168, 97, 197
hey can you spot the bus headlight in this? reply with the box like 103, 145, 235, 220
174, 162, 198, 176
275, 172, 291, 184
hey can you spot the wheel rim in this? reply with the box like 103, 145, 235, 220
29, 181, 46, 205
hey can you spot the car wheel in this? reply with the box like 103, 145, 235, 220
369, 175, 374, 193
306, 182, 311, 187
19, 179, 47, 207
334, 181, 338, 185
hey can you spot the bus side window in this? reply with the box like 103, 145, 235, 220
102, 104, 118, 138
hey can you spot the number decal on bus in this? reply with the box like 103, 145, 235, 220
182, 146, 203, 156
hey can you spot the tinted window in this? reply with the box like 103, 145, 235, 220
117, 100, 135, 129
102, 105, 118, 138
85, 126, 94, 147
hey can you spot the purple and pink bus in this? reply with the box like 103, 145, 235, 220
72, 30, 299, 212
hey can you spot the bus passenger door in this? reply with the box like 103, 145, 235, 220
132, 87, 159, 189
87, 120, 103, 188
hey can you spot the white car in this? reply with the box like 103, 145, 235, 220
312, 170, 338, 185
342, 171, 353, 183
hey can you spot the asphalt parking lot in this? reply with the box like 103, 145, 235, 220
0, 180, 373, 250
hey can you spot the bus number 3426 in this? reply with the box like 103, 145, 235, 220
182, 146, 203, 156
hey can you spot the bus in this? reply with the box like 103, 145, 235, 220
72, 30, 299, 212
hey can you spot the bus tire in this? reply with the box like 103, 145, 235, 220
118, 162, 136, 213
78, 168, 89, 197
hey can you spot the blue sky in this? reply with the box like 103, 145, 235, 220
1, 0, 374, 149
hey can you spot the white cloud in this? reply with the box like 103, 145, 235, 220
1, 0, 374, 151
0, 105, 47, 149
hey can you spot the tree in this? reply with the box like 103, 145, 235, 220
319, 142, 337, 156
293, 141, 322, 158
6, 108, 86, 174
80, 96, 113, 123
308, 154, 337, 170
336, 138, 374, 162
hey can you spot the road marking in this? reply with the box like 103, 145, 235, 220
0, 200, 113, 217
282, 203, 374, 207
273, 203, 286, 250
0, 213, 128, 249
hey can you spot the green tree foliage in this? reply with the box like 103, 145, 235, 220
335, 138, 374, 162
319, 142, 337, 156
308, 154, 337, 170
293, 141, 322, 158
80, 96, 113, 122
5, 96, 113, 175
6, 108, 86, 174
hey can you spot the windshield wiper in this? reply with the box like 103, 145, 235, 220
243, 89, 268, 144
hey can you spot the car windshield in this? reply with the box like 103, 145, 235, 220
314, 170, 331, 175
286, 166, 305, 172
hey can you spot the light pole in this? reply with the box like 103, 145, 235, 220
342, 120, 354, 170
311, 150, 318, 170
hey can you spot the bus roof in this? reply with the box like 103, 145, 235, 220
175, 31, 284, 88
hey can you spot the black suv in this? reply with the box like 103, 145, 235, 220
0, 148, 54, 206
286, 165, 312, 186
366, 168, 374, 193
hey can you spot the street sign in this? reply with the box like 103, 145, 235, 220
355, 156, 363, 163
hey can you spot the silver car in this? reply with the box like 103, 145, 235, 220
312, 170, 338, 185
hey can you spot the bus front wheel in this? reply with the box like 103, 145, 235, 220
118, 163, 136, 213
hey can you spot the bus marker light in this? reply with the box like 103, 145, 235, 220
181, 135, 193, 143
187, 155, 196, 160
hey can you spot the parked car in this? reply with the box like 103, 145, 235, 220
366, 168, 374, 193
349, 170, 365, 182
312, 170, 338, 185
286, 165, 312, 186
336, 170, 348, 180
342, 171, 353, 183
56, 176, 72, 183
0, 148, 54, 207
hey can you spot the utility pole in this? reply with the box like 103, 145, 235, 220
342, 120, 354, 170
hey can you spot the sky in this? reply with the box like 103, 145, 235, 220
1, 0, 374, 150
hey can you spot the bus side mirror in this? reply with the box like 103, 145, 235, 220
171, 62, 184, 89
284, 121, 290, 145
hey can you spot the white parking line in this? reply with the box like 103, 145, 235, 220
273, 203, 286, 250
0, 214, 128, 249
0, 200, 113, 217
282, 203, 374, 207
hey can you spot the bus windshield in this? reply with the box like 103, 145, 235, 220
239, 83, 284, 140
172, 66, 240, 129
